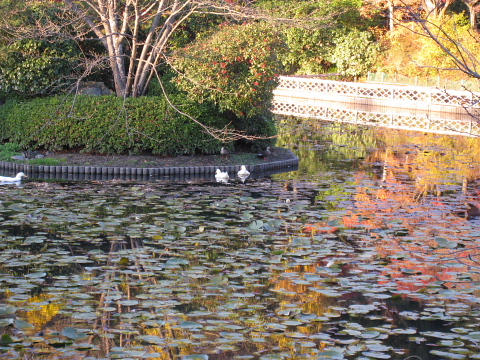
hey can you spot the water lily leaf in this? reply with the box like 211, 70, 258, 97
0, 306, 16, 316
362, 351, 391, 359
61, 327, 88, 340
316, 350, 344, 359
118, 300, 138, 306
437, 340, 464, 347
0, 334, 13, 344
310, 288, 343, 297
166, 258, 189, 265
179, 321, 203, 329
137, 335, 165, 345
248, 220, 264, 230
0, 319, 14, 327
460, 331, 480, 342
25, 272, 47, 278
429, 350, 466, 359
14, 319, 34, 330
118, 257, 130, 266
47, 338, 74, 347
265, 323, 287, 331
435, 237, 457, 249
356, 331, 380, 339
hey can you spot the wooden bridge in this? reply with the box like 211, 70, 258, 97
272, 76, 480, 137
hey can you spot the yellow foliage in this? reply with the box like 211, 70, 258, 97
378, 13, 480, 79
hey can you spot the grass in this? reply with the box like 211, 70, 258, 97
27, 158, 66, 166
0, 143, 65, 166
0, 143, 23, 162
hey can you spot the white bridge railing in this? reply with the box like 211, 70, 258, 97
272, 76, 480, 137
273, 76, 480, 107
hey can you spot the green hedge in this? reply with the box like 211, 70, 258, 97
0, 94, 275, 155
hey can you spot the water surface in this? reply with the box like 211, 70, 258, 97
1, 118, 480, 359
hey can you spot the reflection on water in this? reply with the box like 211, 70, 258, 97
1, 117, 480, 359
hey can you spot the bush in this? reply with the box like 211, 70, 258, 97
171, 22, 285, 118
0, 95, 277, 155
329, 30, 381, 78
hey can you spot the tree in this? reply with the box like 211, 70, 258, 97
1, 1, 355, 98
329, 30, 381, 78
170, 22, 284, 118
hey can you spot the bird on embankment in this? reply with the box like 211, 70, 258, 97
257, 146, 271, 159
220, 147, 229, 158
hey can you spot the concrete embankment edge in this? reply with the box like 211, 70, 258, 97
0, 150, 299, 180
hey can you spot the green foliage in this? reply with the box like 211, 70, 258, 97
0, 96, 245, 156
0, 2, 87, 97
329, 30, 381, 77
0, 142, 22, 161
255, 0, 380, 75
170, 22, 286, 118
233, 114, 277, 151
0, 38, 81, 96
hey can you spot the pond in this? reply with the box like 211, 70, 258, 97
1, 117, 480, 360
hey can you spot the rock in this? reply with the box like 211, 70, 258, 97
11, 155, 25, 161
23, 150, 43, 159
77, 81, 113, 96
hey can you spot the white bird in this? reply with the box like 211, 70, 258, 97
0, 172, 27, 182
237, 165, 250, 177
215, 169, 229, 182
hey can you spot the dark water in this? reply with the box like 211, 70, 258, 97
0, 117, 480, 359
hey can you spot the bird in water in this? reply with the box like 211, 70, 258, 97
466, 203, 480, 220
237, 165, 250, 177
220, 147, 229, 158
257, 146, 271, 159
237, 165, 250, 183
215, 169, 229, 183
0, 172, 27, 182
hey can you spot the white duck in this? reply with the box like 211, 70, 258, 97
215, 169, 229, 182
0, 172, 27, 182
238, 165, 250, 177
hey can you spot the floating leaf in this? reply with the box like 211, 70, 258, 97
0, 334, 13, 344
14, 320, 34, 330
61, 327, 88, 341
435, 237, 457, 249
430, 350, 466, 359
179, 321, 203, 329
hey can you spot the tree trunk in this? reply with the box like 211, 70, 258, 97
62, 0, 238, 98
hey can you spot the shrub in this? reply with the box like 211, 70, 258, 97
0, 95, 256, 155
329, 30, 381, 78
0, 142, 23, 161
170, 22, 285, 118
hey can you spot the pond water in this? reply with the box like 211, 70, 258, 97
1, 117, 480, 360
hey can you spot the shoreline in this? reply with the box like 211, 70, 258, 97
0, 149, 299, 180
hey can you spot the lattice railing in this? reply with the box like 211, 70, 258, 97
276, 76, 480, 108
272, 100, 480, 137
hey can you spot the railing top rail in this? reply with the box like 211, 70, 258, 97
277, 75, 480, 97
